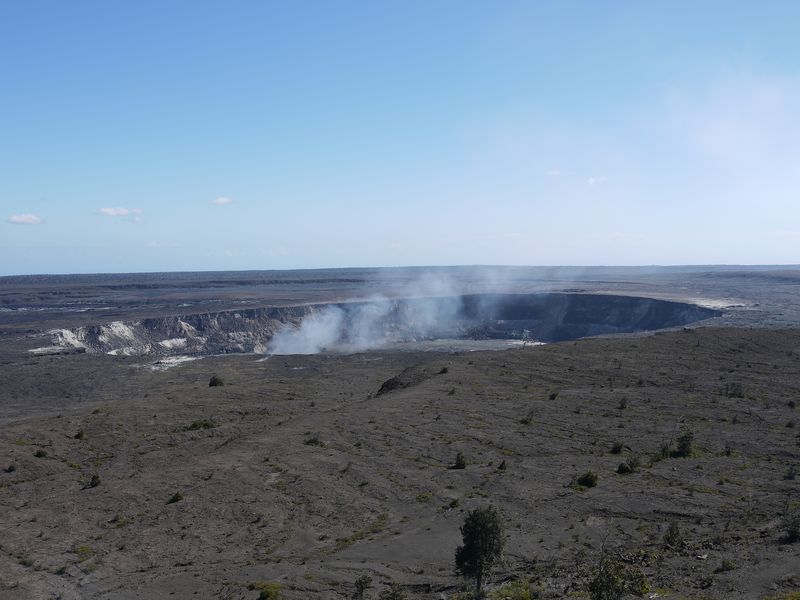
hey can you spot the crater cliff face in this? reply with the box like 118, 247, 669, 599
30, 294, 721, 356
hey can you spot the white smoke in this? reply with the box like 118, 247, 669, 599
267, 306, 345, 355
265, 271, 482, 355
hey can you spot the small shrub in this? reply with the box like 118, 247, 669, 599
610, 442, 624, 455
354, 574, 373, 600
18, 554, 34, 567
378, 583, 407, 600
248, 581, 282, 600
167, 491, 184, 504
87, 474, 100, 488
588, 555, 649, 600
519, 410, 534, 425
714, 559, 736, 573
498, 459, 507, 471
617, 397, 627, 410
652, 441, 672, 463
672, 429, 694, 458
74, 545, 94, 561
438, 366, 449, 374
109, 514, 130, 527
549, 391, 559, 400
34, 449, 47, 458
5, 464, 16, 473
182, 419, 215, 431
450, 451, 467, 470
415, 492, 432, 503
488, 579, 540, 600
663, 521, 683, 549
577, 471, 598, 488
784, 509, 800, 543
208, 375, 224, 387
723, 382, 743, 398
304, 433, 324, 447
617, 462, 632, 475
74, 430, 86, 440
784, 466, 797, 481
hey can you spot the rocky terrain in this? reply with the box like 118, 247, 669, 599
1, 327, 799, 599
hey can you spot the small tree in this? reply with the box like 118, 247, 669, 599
451, 451, 467, 470
455, 505, 504, 596
673, 429, 693, 458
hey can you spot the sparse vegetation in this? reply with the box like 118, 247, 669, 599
451, 451, 467, 470
354, 574, 373, 600
378, 582, 407, 600
576, 471, 598, 488
715, 559, 736, 573
248, 581, 282, 600
304, 432, 325, 447
610, 441, 624, 454
519, 409, 534, 425
663, 521, 683, 549
673, 429, 694, 458
487, 579, 541, 600
208, 375, 225, 387
335, 513, 388, 550
783, 507, 800, 543
178, 418, 216, 432
74, 545, 95, 562
167, 491, 184, 504
723, 382, 744, 398
34, 448, 47, 458
588, 553, 649, 600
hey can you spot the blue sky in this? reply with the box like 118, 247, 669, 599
1, 1, 799, 275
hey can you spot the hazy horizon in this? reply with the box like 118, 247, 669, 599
2, 262, 799, 280
3, 1, 799, 275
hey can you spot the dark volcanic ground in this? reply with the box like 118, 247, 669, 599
1, 328, 799, 599
0, 266, 799, 599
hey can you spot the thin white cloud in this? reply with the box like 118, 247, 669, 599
99, 207, 143, 217
7, 213, 43, 225
587, 175, 607, 186
211, 196, 234, 206
547, 169, 561, 176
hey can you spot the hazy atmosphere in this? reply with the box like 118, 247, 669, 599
2, 1, 800, 275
